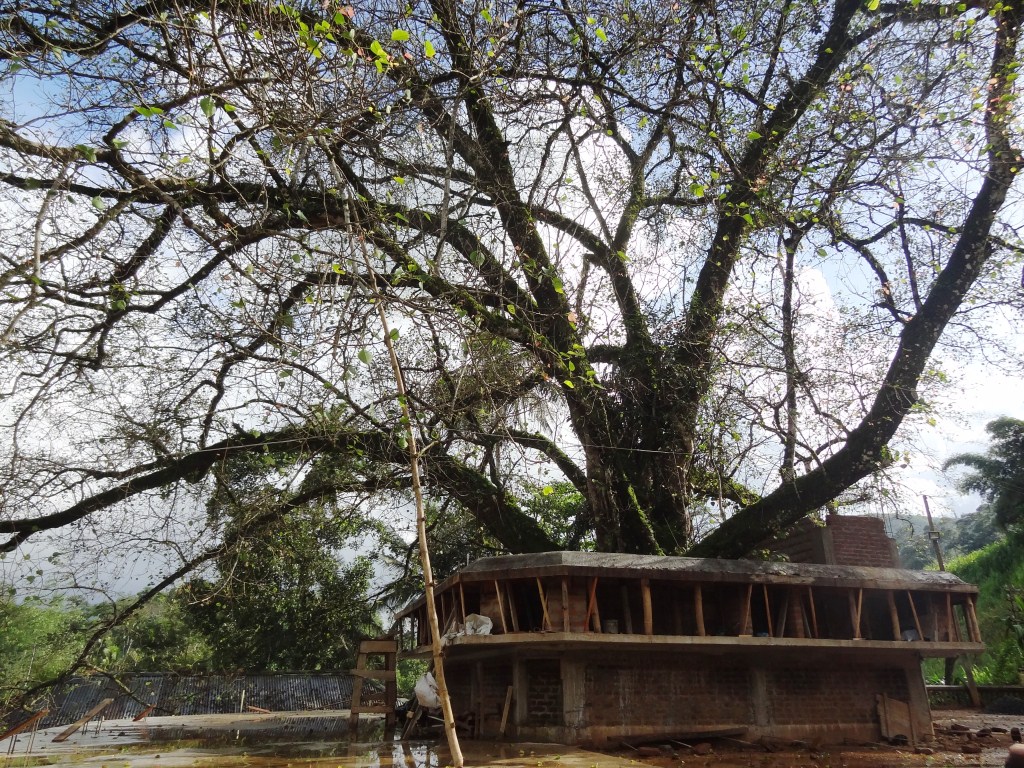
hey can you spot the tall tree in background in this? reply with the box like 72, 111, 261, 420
945, 417, 1024, 531
0, 0, 1022, 589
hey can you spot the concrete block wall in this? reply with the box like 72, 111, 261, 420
457, 651, 930, 745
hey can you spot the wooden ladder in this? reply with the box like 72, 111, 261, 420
348, 637, 398, 731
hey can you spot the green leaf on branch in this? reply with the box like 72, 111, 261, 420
357, 349, 372, 365
391, 29, 410, 42
424, 40, 436, 58
200, 96, 215, 118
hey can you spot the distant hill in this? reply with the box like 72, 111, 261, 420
887, 508, 1002, 570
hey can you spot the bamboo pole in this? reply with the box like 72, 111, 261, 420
348, 201, 463, 767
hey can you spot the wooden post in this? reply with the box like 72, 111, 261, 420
695, 585, 706, 636
965, 596, 981, 643
740, 584, 753, 636
887, 591, 901, 640
775, 590, 790, 638
642, 578, 653, 636
499, 685, 514, 737
584, 577, 600, 632
947, 593, 960, 642
807, 587, 819, 639
507, 583, 520, 632
561, 577, 571, 632
848, 589, 863, 639
536, 578, 552, 630
762, 585, 774, 637
494, 580, 508, 634
906, 591, 924, 641
459, 583, 467, 623
620, 584, 634, 634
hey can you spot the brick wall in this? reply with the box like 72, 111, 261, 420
768, 515, 899, 567
826, 515, 899, 567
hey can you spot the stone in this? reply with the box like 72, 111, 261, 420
691, 743, 713, 756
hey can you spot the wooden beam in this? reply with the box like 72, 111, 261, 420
848, 589, 863, 639
0, 710, 48, 743
965, 595, 981, 643
694, 585, 706, 637
740, 584, 753, 636
459, 583, 466, 623
775, 590, 789, 638
906, 591, 924, 641
351, 668, 398, 680
499, 685, 514, 737
53, 699, 113, 743
762, 584, 774, 637
536, 578, 551, 630
946, 593, 955, 642
642, 578, 653, 636
887, 591, 901, 640
132, 705, 156, 722
494, 580, 508, 634
561, 577, 571, 633
584, 577, 600, 632
360, 639, 399, 652
806, 587, 819, 639
507, 583, 520, 632
620, 584, 634, 634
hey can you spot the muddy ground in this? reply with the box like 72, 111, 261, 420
2, 709, 1022, 768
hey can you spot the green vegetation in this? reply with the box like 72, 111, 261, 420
947, 532, 1024, 683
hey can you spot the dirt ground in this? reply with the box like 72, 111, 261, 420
2, 709, 1021, 768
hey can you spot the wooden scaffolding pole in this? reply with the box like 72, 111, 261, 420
348, 198, 463, 767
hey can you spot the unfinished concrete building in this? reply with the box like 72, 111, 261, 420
395, 516, 982, 745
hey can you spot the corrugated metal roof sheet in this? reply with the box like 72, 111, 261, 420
12, 672, 371, 729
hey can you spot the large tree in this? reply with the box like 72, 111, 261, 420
1, 0, 1022, 576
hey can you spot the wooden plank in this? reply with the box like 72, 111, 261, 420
53, 698, 113, 743
621, 584, 634, 634
807, 586, 819, 639
848, 590, 861, 639
494, 580, 508, 634
694, 585, 706, 637
0, 710, 48, 743
350, 668, 398, 680
642, 578, 653, 636
459, 583, 467, 623
498, 685, 514, 737
246, 705, 271, 714
584, 577, 600, 632
536, 578, 552, 630
762, 584, 774, 637
360, 639, 399, 652
561, 577, 571, 633
132, 705, 156, 722
887, 591, 901, 640
350, 705, 394, 715
906, 591, 924, 641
